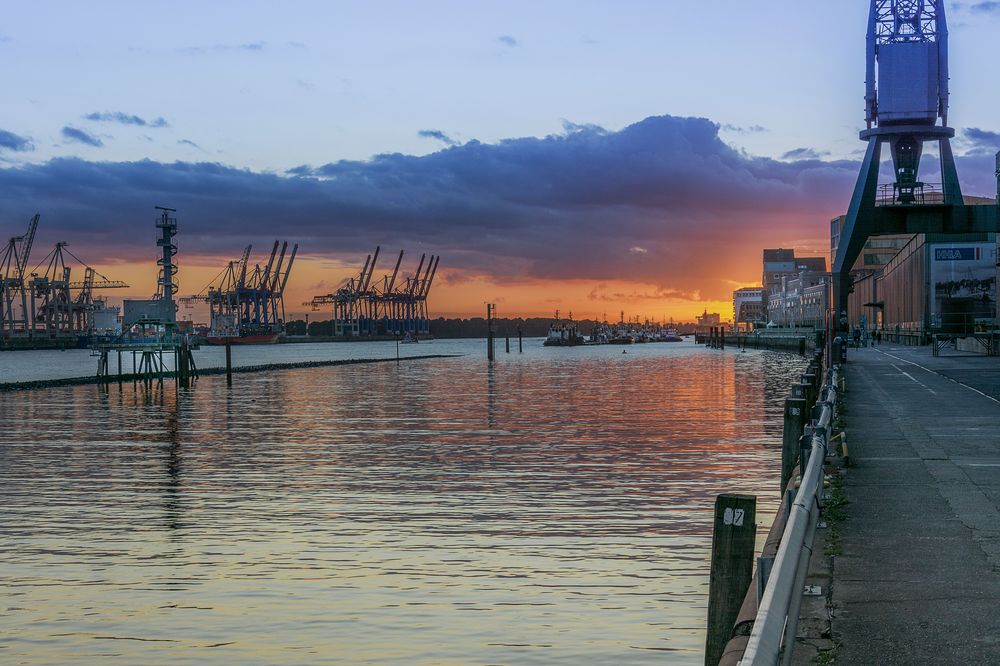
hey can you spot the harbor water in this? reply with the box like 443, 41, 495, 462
0, 339, 805, 664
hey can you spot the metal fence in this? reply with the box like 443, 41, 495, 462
740, 366, 840, 665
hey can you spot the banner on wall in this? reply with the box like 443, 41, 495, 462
929, 242, 997, 331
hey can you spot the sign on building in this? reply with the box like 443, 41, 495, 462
929, 243, 997, 333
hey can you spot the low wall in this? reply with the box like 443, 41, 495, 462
0, 354, 461, 393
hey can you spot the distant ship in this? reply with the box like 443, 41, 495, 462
663, 328, 683, 342
544, 322, 586, 347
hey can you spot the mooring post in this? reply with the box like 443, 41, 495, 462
802, 371, 818, 405
225, 337, 233, 387
506, 334, 510, 354
782, 397, 807, 492
518, 326, 523, 353
705, 493, 757, 666
720, 329, 725, 350
178, 339, 190, 389
486, 303, 495, 362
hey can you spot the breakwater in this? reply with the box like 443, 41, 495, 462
695, 329, 821, 354
0, 354, 460, 392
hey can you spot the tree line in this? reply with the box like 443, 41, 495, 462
285, 317, 698, 338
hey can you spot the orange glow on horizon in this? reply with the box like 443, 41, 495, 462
82, 239, 824, 324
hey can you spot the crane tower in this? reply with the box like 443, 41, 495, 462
832, 0, 999, 332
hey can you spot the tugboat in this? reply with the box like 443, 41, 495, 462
663, 327, 684, 342
543, 312, 586, 346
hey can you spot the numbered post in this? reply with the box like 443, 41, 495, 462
782, 397, 807, 492
705, 494, 757, 666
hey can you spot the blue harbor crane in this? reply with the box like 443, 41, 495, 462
308, 247, 440, 338
832, 0, 1000, 333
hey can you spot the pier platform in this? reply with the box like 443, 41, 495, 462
833, 346, 1000, 664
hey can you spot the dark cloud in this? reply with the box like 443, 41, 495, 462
588, 284, 700, 303
971, 1, 1000, 12
0, 129, 33, 152
497, 35, 518, 47
1, 115, 872, 300
60, 127, 103, 147
962, 127, 1000, 154
561, 119, 606, 135
781, 147, 830, 160
13, 115, 997, 299
417, 129, 457, 146
84, 111, 169, 128
178, 139, 202, 150
0, 34, 11, 43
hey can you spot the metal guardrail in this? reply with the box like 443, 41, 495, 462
740, 366, 839, 666
874, 182, 946, 206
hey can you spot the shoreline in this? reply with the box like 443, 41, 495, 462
0, 354, 463, 393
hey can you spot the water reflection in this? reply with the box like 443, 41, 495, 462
0, 344, 805, 665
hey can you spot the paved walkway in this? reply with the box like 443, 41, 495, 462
834, 346, 1000, 665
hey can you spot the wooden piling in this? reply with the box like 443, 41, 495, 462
225, 337, 233, 386
518, 327, 523, 353
486, 304, 495, 362
782, 397, 807, 492
178, 339, 190, 389
506, 335, 510, 353
705, 494, 757, 666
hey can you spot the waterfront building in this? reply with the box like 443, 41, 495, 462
696, 309, 721, 331
833, 196, 998, 339
762, 249, 827, 321
848, 233, 997, 339
766, 272, 829, 329
732, 287, 764, 331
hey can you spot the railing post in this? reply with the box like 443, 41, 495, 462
705, 494, 757, 666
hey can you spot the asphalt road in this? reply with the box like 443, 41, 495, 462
834, 346, 1000, 665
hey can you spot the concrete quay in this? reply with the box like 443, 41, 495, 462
831, 346, 1000, 664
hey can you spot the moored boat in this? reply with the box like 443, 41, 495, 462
544, 322, 586, 346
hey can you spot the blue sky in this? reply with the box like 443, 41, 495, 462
1, 1, 999, 317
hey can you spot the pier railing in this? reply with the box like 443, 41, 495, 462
739, 365, 839, 665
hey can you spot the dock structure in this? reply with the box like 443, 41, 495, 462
307, 246, 440, 338
1, 213, 129, 347
826, 347, 1000, 664
95, 207, 197, 387
182, 240, 298, 340
832, 1, 1000, 338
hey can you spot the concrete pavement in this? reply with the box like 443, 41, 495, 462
832, 346, 1000, 665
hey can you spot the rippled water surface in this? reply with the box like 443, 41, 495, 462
1, 340, 805, 664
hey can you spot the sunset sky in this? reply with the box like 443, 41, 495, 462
2, 1, 1000, 322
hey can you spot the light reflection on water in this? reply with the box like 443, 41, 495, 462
0, 341, 804, 664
